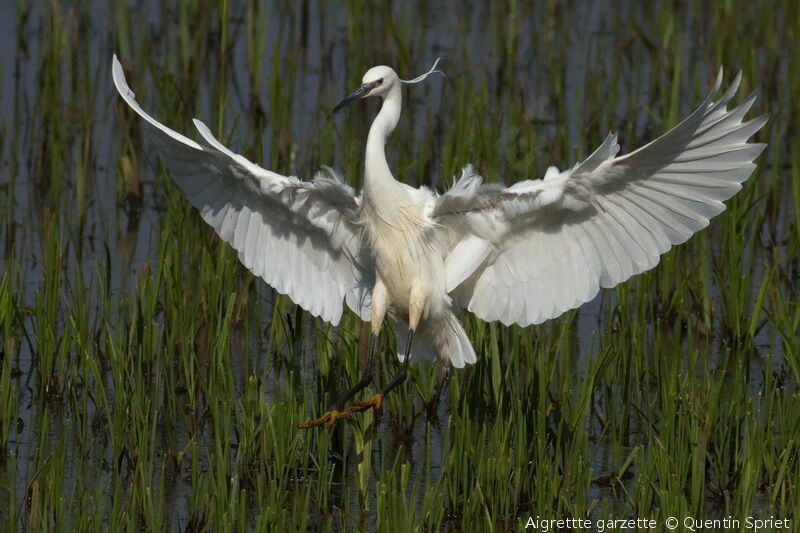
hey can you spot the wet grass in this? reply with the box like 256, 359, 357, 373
1, 0, 798, 531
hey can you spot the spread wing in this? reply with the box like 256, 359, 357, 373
113, 56, 372, 325
434, 69, 767, 326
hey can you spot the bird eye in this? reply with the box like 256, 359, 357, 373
376, 78, 384, 86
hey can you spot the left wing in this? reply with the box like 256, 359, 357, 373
113, 56, 372, 324
434, 70, 767, 326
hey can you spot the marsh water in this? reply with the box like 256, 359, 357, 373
1, 1, 794, 530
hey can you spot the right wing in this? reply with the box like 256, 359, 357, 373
113, 55, 372, 325
434, 70, 767, 326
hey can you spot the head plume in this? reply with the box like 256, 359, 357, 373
400, 58, 445, 84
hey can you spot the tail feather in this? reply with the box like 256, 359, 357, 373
443, 314, 476, 368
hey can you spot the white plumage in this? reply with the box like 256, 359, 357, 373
438, 73, 767, 330
113, 56, 766, 371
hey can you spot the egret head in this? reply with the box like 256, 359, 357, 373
333, 58, 443, 113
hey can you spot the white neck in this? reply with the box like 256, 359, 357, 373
364, 84, 402, 200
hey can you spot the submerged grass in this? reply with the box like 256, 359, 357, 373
1, 0, 798, 531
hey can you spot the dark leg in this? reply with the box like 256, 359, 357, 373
381, 329, 413, 396
351, 329, 414, 413
298, 334, 377, 429
331, 334, 377, 409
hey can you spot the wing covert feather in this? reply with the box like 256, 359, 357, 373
436, 70, 766, 326
113, 56, 372, 324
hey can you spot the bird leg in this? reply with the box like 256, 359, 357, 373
349, 394, 382, 412
333, 334, 378, 407
351, 329, 413, 413
353, 287, 422, 414
297, 410, 350, 430
298, 334, 377, 429
381, 328, 413, 395
300, 281, 390, 429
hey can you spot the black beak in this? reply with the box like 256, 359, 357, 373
333, 82, 376, 113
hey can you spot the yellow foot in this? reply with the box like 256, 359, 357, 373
350, 393, 383, 413
297, 410, 350, 429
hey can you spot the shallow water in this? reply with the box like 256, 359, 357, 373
1, 0, 791, 529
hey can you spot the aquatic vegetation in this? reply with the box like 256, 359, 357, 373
0, 1, 796, 531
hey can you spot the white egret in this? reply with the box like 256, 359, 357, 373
112, 56, 767, 429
